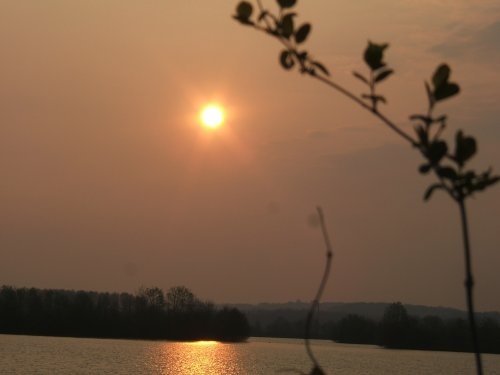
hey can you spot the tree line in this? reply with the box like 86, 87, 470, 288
251, 302, 500, 354
0, 285, 250, 342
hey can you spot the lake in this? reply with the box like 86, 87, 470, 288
1, 334, 500, 374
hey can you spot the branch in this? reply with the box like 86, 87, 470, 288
312, 74, 417, 146
244, 19, 418, 147
304, 206, 333, 374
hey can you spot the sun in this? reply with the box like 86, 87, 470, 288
200, 104, 225, 129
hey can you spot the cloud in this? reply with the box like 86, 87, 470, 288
432, 20, 500, 61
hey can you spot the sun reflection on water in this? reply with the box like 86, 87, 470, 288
147, 340, 243, 375
193, 340, 218, 346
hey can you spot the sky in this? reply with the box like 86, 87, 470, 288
1, 0, 499, 311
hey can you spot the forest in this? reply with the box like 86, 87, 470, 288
2, 285, 499, 353
250, 302, 500, 354
0, 285, 250, 342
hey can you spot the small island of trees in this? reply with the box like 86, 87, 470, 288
0, 285, 250, 343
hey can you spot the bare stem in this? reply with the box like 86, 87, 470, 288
304, 206, 333, 371
256, 0, 273, 30
458, 199, 483, 375
311, 74, 417, 146
247, 15, 417, 147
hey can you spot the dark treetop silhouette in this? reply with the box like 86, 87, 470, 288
0, 285, 250, 342
233, 1, 499, 374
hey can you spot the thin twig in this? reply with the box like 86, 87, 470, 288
459, 199, 483, 375
304, 206, 333, 372
249, 22, 418, 147
256, 0, 273, 31
311, 74, 417, 146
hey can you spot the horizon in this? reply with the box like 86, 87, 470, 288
4, 283, 500, 314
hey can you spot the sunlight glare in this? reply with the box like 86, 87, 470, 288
192, 340, 218, 346
200, 105, 224, 128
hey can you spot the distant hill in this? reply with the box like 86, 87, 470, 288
223, 301, 500, 353
227, 301, 500, 333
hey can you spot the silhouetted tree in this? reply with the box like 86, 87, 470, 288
166, 286, 196, 313
478, 318, 500, 354
138, 286, 165, 312
333, 314, 378, 345
379, 302, 413, 348
213, 307, 251, 342
417, 315, 447, 350
0, 286, 21, 333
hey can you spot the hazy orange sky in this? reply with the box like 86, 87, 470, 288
1, 1, 499, 310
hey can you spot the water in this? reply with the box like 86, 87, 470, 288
1, 334, 500, 374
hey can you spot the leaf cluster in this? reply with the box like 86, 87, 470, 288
234, 0, 499, 204
234, 0, 329, 77
410, 65, 499, 201
353, 42, 394, 111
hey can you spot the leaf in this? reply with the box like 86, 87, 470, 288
362, 94, 387, 104
427, 140, 447, 164
235, 1, 253, 22
487, 176, 500, 187
363, 41, 389, 71
258, 10, 270, 22
467, 170, 495, 194
374, 69, 394, 83
432, 64, 451, 89
295, 23, 311, 44
424, 183, 445, 201
353, 71, 369, 85
425, 81, 434, 108
434, 83, 460, 102
280, 50, 295, 70
435, 115, 447, 124
437, 166, 458, 180
410, 114, 432, 126
454, 131, 477, 167
281, 13, 295, 38
312, 61, 330, 76
419, 163, 431, 174
464, 171, 476, 181
277, 0, 297, 8
297, 51, 308, 62
414, 125, 428, 146
431, 64, 460, 102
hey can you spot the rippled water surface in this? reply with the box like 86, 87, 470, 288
1, 334, 500, 374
